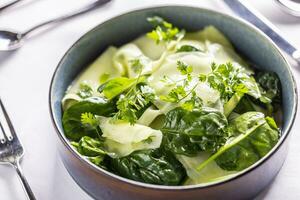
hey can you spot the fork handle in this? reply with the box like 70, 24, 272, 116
13, 160, 37, 200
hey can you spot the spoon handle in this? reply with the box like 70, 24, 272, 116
223, 0, 300, 65
293, 50, 300, 64
0, 0, 24, 12
22, 0, 111, 39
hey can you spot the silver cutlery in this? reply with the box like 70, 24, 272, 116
0, 0, 111, 51
0, 0, 24, 13
223, 0, 300, 64
275, 0, 300, 17
0, 98, 36, 200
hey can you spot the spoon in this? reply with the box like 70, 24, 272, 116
0, 0, 25, 13
275, 0, 300, 16
0, 0, 111, 51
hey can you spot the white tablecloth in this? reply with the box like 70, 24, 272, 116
0, 0, 299, 199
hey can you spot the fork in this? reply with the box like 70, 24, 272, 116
0, 98, 36, 200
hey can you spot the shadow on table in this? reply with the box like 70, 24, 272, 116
0, 0, 38, 16
0, 51, 17, 66
0, 165, 25, 200
49, 150, 93, 200
254, 181, 274, 200
261, 5, 300, 25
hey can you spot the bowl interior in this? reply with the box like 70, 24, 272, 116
50, 5, 297, 187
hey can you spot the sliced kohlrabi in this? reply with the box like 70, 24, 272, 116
137, 106, 162, 126
177, 153, 235, 185
67, 47, 121, 94
133, 35, 166, 60
113, 43, 153, 78
185, 26, 234, 49
98, 116, 162, 157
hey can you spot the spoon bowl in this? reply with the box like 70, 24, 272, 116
0, 0, 111, 51
0, 30, 23, 51
275, 0, 300, 17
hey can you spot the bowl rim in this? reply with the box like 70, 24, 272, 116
49, 5, 298, 191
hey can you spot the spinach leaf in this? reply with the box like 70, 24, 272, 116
216, 113, 279, 171
89, 156, 110, 169
77, 136, 106, 157
234, 96, 257, 114
256, 72, 281, 104
98, 77, 144, 100
232, 72, 281, 117
99, 73, 110, 84
162, 107, 228, 156
176, 45, 201, 53
62, 97, 116, 141
72, 136, 109, 169
196, 112, 279, 172
111, 149, 186, 185
99, 57, 154, 125
234, 95, 269, 116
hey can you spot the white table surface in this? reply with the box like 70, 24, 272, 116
0, 0, 299, 199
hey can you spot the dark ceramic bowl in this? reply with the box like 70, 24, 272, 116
49, 6, 297, 200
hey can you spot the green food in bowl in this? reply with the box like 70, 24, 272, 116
61, 16, 282, 186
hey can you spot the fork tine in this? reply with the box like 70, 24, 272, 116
0, 98, 15, 142
0, 122, 6, 143
0, 98, 8, 143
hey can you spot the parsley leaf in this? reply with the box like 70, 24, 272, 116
160, 85, 186, 103
200, 62, 261, 116
77, 83, 93, 99
110, 59, 156, 124
81, 112, 99, 130
114, 85, 155, 124
181, 91, 203, 111
147, 16, 185, 44
130, 59, 144, 74
177, 60, 193, 81
160, 61, 202, 110
199, 62, 260, 102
